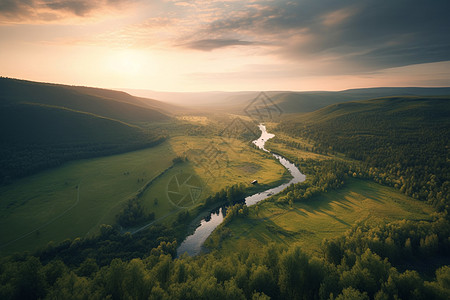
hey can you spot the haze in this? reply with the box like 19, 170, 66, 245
1, 0, 449, 92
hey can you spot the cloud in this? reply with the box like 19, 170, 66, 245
45, 1, 98, 17
182, 38, 257, 51
0, 0, 137, 22
185, 0, 450, 73
321, 8, 355, 27
0, 0, 33, 18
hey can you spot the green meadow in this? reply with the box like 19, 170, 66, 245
208, 179, 434, 255
0, 133, 287, 254
137, 134, 290, 225
0, 142, 174, 254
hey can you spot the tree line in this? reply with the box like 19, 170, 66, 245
1, 239, 449, 299
277, 101, 450, 214
0, 137, 166, 186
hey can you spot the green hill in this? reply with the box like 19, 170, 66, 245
285, 95, 450, 125
0, 103, 144, 145
268, 88, 450, 114
278, 96, 450, 210
0, 77, 173, 123
0, 78, 172, 184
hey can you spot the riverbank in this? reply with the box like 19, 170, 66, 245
177, 124, 306, 256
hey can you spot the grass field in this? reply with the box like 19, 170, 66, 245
0, 131, 287, 254
0, 142, 174, 254
135, 134, 290, 226
266, 137, 328, 161
260, 122, 329, 162
207, 179, 434, 255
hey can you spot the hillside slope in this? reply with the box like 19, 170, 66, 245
0, 78, 171, 184
0, 78, 173, 123
269, 87, 450, 114
278, 96, 450, 210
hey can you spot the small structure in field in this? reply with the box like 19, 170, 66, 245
251, 180, 258, 185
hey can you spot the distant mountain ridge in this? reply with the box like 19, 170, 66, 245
124, 87, 450, 114
285, 95, 450, 124
266, 87, 450, 114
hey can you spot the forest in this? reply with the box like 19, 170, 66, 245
0, 234, 449, 299
277, 97, 450, 212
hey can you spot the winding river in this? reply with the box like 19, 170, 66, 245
177, 124, 306, 256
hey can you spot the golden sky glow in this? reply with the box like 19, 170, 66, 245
1, 0, 449, 92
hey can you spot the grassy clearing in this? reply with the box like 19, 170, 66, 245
0, 142, 175, 254
137, 135, 290, 225
264, 124, 328, 161
208, 179, 433, 255
175, 116, 211, 125
0, 132, 287, 254
266, 137, 328, 161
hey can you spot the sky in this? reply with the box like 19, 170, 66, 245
0, 0, 449, 92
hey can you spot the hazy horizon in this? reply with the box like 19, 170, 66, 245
3, 76, 450, 96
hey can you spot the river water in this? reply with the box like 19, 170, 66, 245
177, 124, 306, 256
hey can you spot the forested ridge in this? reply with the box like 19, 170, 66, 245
0, 77, 172, 123
277, 96, 450, 212
0, 78, 170, 185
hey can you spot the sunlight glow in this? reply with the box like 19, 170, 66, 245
107, 50, 144, 76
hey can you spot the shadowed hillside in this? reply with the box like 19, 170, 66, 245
0, 78, 175, 123
0, 78, 172, 184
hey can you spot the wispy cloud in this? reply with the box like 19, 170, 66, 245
177, 0, 450, 73
0, 0, 138, 23
181, 38, 257, 51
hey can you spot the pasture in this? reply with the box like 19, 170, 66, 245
208, 179, 434, 255
0, 132, 287, 254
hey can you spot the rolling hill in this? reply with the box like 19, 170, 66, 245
266, 87, 450, 115
281, 95, 450, 126
0, 78, 173, 184
277, 96, 450, 210
0, 78, 176, 123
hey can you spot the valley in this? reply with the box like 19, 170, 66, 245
0, 127, 288, 254
0, 79, 449, 299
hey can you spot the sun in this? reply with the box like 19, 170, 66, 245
100, 48, 166, 88
106, 50, 143, 76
